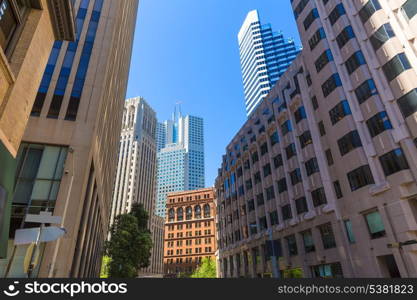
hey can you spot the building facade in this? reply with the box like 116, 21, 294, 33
0, 0, 139, 278
238, 10, 301, 117
0, 0, 75, 260
156, 112, 205, 217
163, 188, 217, 276
110, 96, 164, 277
216, 0, 417, 278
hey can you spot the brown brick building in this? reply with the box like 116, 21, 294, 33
164, 188, 217, 276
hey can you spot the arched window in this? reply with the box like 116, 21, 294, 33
168, 208, 175, 222
177, 207, 184, 221
194, 205, 201, 219
204, 204, 211, 218
186, 206, 192, 220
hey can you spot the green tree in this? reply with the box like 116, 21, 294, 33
190, 257, 217, 278
105, 203, 153, 278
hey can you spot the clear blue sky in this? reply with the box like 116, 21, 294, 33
126, 0, 301, 187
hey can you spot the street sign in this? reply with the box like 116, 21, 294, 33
14, 227, 66, 245
25, 212, 62, 224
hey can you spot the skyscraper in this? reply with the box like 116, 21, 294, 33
238, 10, 301, 116
217, 0, 417, 278
0, 0, 139, 278
110, 97, 164, 277
156, 111, 205, 217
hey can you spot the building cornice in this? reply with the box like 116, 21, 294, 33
47, 0, 76, 41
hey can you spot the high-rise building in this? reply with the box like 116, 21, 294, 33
110, 97, 164, 277
0, 0, 139, 278
238, 10, 301, 117
217, 0, 417, 278
156, 112, 205, 217
0, 0, 75, 261
163, 188, 217, 277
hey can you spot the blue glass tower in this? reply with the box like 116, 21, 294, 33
238, 10, 301, 116
155, 112, 205, 217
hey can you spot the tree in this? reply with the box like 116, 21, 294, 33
105, 204, 153, 278
190, 257, 217, 278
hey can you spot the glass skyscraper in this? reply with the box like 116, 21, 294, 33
156, 112, 205, 217
238, 10, 301, 116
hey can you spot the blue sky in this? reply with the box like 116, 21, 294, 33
126, 0, 301, 186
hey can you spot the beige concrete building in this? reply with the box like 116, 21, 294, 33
216, 0, 417, 278
164, 188, 217, 277
0, 0, 75, 260
0, 0, 139, 278
110, 97, 164, 277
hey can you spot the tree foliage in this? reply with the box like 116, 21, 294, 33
190, 257, 217, 278
105, 203, 153, 278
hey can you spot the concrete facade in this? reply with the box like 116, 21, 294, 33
163, 188, 217, 277
216, 0, 417, 278
0, 0, 75, 260
0, 0, 139, 278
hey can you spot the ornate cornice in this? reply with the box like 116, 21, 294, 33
47, 0, 76, 41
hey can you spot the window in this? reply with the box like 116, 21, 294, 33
168, 208, 175, 222
281, 120, 292, 136
260, 143, 268, 156
337, 130, 362, 156
303, 8, 319, 30
285, 235, 298, 256
355, 79, 378, 104
248, 199, 255, 212
370, 23, 395, 50
251, 151, 259, 164
290, 168, 302, 185
326, 149, 334, 166
282, 204, 292, 220
312, 262, 343, 278
398, 88, 417, 118
328, 3, 345, 25
382, 53, 411, 82
366, 111, 393, 137
309, 27, 326, 50
379, 148, 409, 176
265, 186, 275, 201
256, 193, 264, 206
359, 0, 382, 23
294, 106, 307, 123
286, 143, 297, 159
301, 230, 315, 253
277, 178, 288, 194
318, 223, 336, 249
177, 207, 183, 221
315, 49, 333, 73
204, 204, 211, 218
336, 26, 355, 49
293, 0, 309, 19
401, 0, 417, 20
299, 130, 313, 149
245, 179, 253, 190
273, 154, 283, 169
318, 121, 326, 136
295, 197, 308, 214
254, 171, 261, 184
333, 180, 343, 199
365, 211, 386, 239
305, 157, 320, 176
345, 51, 366, 75
347, 165, 375, 191
270, 211, 279, 226
311, 95, 319, 110
195, 205, 201, 219
270, 131, 279, 146
186, 206, 192, 220
311, 187, 327, 207
249, 222, 257, 235
259, 216, 268, 231
344, 220, 355, 243
0, 0, 24, 52
322, 73, 342, 97
11, 144, 68, 233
